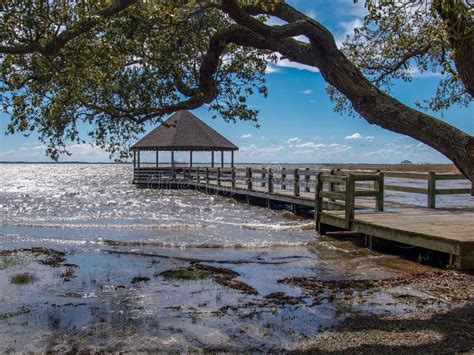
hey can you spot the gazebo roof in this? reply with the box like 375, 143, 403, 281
131, 110, 239, 151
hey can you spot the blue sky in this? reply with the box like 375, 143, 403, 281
0, 0, 472, 164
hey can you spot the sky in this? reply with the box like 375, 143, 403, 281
0, 0, 472, 164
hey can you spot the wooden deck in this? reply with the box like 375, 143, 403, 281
133, 166, 474, 269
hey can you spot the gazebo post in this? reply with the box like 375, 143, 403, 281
137, 150, 141, 168
133, 150, 136, 168
211, 151, 214, 168
156, 150, 159, 167
231, 151, 234, 167
221, 150, 224, 168
190, 150, 193, 167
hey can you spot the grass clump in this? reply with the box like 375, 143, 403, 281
0, 256, 20, 270
159, 269, 209, 281
10, 272, 37, 285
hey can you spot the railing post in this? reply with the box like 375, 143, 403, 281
247, 167, 253, 190
293, 169, 300, 197
281, 168, 287, 190
345, 174, 355, 229
329, 168, 336, 202
231, 167, 236, 190
375, 172, 384, 211
205, 168, 209, 185
268, 168, 273, 193
261, 168, 266, 188
196, 167, 200, 184
315, 172, 323, 231
217, 168, 221, 186
305, 168, 311, 192
428, 172, 436, 208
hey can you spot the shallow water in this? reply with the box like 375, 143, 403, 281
0, 164, 467, 352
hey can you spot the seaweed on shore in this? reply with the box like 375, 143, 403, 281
158, 263, 259, 295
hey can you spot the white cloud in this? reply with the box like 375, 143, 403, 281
345, 133, 375, 140
273, 53, 320, 73
300, 89, 313, 95
265, 64, 280, 74
295, 142, 326, 149
293, 34, 310, 43
345, 133, 362, 140
336, 18, 364, 47
305, 9, 317, 19
287, 137, 301, 144
241, 134, 252, 139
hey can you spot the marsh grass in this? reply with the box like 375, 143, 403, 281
10, 273, 37, 285
0, 256, 21, 269
160, 269, 209, 281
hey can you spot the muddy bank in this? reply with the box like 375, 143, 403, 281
1, 244, 473, 353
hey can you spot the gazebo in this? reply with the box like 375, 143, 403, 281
131, 110, 239, 183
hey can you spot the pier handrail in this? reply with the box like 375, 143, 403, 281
133, 166, 469, 209
315, 172, 384, 230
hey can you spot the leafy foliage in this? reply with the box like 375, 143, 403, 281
333, 0, 472, 115
0, 1, 269, 160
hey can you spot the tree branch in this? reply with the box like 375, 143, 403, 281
0, 0, 138, 56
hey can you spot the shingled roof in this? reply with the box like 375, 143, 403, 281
131, 110, 239, 151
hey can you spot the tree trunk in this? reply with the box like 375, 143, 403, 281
223, 2, 474, 185
433, 0, 474, 97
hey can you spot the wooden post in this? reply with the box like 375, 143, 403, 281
231, 151, 234, 167
428, 172, 436, 208
196, 167, 200, 183
217, 167, 221, 186
221, 150, 224, 168
329, 169, 335, 202
171, 150, 175, 178
133, 150, 136, 168
268, 168, 273, 193
205, 167, 210, 185
375, 172, 384, 211
345, 174, 355, 229
281, 168, 287, 190
315, 172, 323, 230
261, 168, 266, 188
190, 151, 193, 167
137, 150, 141, 168
247, 167, 253, 190
305, 168, 311, 192
231, 167, 236, 189
211, 151, 214, 168
293, 169, 300, 197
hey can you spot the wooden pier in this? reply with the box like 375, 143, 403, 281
133, 166, 474, 269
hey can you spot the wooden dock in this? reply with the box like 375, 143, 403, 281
133, 166, 474, 269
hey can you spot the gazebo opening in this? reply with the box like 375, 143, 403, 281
131, 110, 238, 184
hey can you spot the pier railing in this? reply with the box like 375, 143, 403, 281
314, 172, 384, 229
133, 166, 470, 209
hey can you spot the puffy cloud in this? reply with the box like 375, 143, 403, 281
287, 137, 301, 144
241, 134, 252, 139
345, 133, 375, 140
295, 142, 326, 149
265, 64, 280, 74
345, 133, 362, 140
